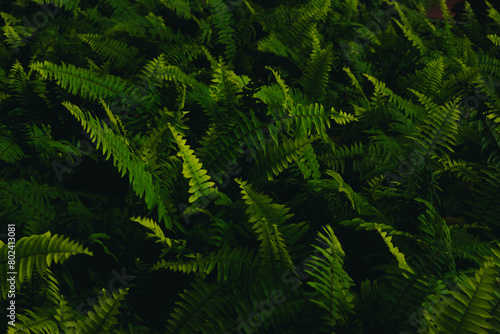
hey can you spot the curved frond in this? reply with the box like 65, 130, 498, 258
0, 232, 92, 299
31, 61, 130, 103
423, 245, 500, 334
254, 136, 313, 180
170, 126, 218, 206
78, 33, 140, 71
152, 247, 258, 283
160, 0, 192, 20
74, 288, 128, 334
304, 225, 355, 327
63, 102, 172, 227
236, 178, 295, 275
0, 133, 24, 164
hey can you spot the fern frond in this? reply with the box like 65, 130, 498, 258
278, 16, 317, 57
26, 123, 81, 161
341, 218, 416, 274
286, 102, 331, 139
160, 0, 192, 20
304, 225, 355, 327
413, 56, 445, 97
319, 142, 367, 174
364, 73, 422, 119
162, 43, 209, 66
7, 307, 60, 334
299, 40, 334, 100
78, 33, 140, 71
257, 33, 298, 60
7, 270, 70, 333
0, 178, 75, 232
139, 114, 171, 170
142, 55, 200, 88
209, 0, 237, 62
236, 179, 295, 274
375, 224, 414, 274
466, 168, 500, 227
130, 216, 183, 248
254, 136, 313, 180
253, 83, 288, 112
325, 170, 380, 216
63, 102, 172, 228
144, 12, 179, 42
477, 52, 500, 77
266, 66, 292, 105
32, 0, 80, 11
170, 125, 219, 218
437, 157, 479, 184
343, 66, 369, 106
487, 34, 500, 46
165, 277, 244, 333
199, 111, 275, 183
423, 245, 500, 333
389, 0, 427, 55
486, 0, 500, 26
296, 144, 321, 180
209, 59, 251, 117
408, 98, 461, 157
340, 217, 421, 244
31, 61, 130, 103
153, 247, 258, 283
408, 88, 440, 116
0, 133, 24, 164
0, 232, 92, 299
101, 0, 143, 22
393, 17, 427, 56
74, 288, 128, 334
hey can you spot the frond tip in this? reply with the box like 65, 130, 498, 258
170, 125, 218, 206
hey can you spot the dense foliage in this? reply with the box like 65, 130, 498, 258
1, 0, 500, 333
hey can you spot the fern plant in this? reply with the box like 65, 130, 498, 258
1, 0, 500, 333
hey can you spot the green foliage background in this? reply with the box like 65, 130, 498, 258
0, 0, 500, 333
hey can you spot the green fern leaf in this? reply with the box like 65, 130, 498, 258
375, 224, 414, 274
408, 98, 461, 157
78, 34, 140, 71
142, 54, 200, 88
209, 0, 237, 62
101, 0, 143, 22
165, 278, 239, 333
32, 0, 80, 11
31, 61, 130, 103
254, 137, 313, 180
304, 225, 355, 327
423, 245, 500, 333
26, 123, 81, 161
130, 216, 184, 248
296, 144, 321, 179
0, 232, 92, 299
257, 33, 298, 61
236, 179, 295, 274
160, 0, 192, 20
7, 308, 60, 334
0, 134, 24, 163
325, 170, 380, 216
170, 125, 218, 206
63, 102, 172, 228
299, 40, 334, 100
73, 288, 128, 334
153, 247, 258, 283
